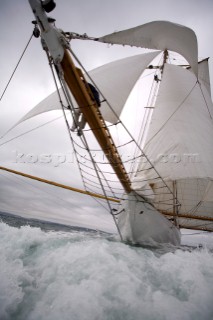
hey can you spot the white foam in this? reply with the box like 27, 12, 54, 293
0, 222, 213, 320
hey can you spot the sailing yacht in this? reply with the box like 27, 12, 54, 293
1, 0, 213, 246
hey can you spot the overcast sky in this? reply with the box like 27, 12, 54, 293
0, 0, 213, 233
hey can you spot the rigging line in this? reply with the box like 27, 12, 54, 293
84, 184, 120, 212
86, 190, 111, 212
68, 47, 179, 221
54, 68, 104, 200
84, 180, 109, 191
0, 116, 63, 147
84, 178, 124, 191
133, 51, 164, 153
144, 80, 198, 148
79, 152, 123, 198
70, 47, 179, 206
184, 201, 203, 216
80, 167, 122, 186
72, 135, 134, 152
79, 161, 121, 175
54, 56, 120, 225
182, 232, 207, 236
82, 121, 117, 132
75, 152, 144, 165
198, 81, 213, 120
78, 152, 120, 198
130, 75, 159, 176
61, 70, 124, 235
0, 170, 78, 213
79, 130, 124, 240
69, 48, 120, 123
96, 168, 119, 199
0, 33, 34, 101
182, 179, 212, 216
49, 57, 89, 195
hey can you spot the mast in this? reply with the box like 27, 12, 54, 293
28, 0, 131, 194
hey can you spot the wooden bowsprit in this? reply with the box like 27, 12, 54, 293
60, 50, 132, 194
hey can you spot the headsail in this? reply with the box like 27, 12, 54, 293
99, 21, 198, 76
85, 51, 160, 123
8, 51, 160, 130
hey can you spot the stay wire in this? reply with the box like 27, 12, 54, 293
47, 64, 113, 216
48, 54, 118, 218
46, 51, 90, 198
0, 116, 62, 147
56, 49, 122, 210
0, 33, 34, 101
144, 80, 198, 148
70, 47, 179, 210
0, 170, 85, 215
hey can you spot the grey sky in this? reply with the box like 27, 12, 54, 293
0, 0, 213, 232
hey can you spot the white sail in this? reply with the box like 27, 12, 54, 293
17, 89, 65, 124
135, 63, 213, 229
99, 21, 198, 76
85, 51, 160, 123
140, 63, 213, 180
203, 181, 213, 201
11, 51, 160, 129
4, 9, 212, 237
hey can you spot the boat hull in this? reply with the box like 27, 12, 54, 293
118, 192, 181, 246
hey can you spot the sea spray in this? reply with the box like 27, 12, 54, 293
0, 221, 213, 320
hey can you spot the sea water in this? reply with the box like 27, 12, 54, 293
0, 213, 213, 320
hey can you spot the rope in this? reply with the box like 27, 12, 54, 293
45, 49, 123, 238
0, 34, 34, 101
0, 116, 62, 147
1, 33, 179, 231
46, 51, 90, 198
0, 170, 79, 212
144, 80, 198, 148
